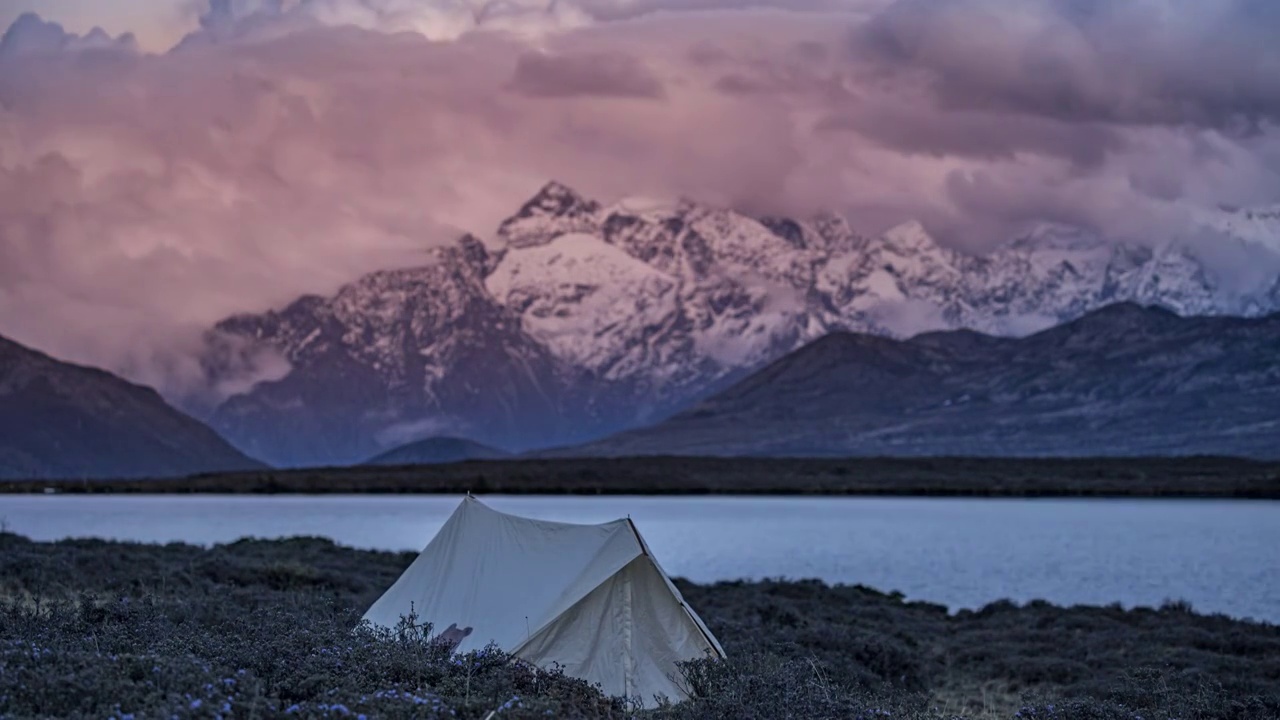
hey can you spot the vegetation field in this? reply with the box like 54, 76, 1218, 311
1, 532, 1277, 719
4, 456, 1280, 498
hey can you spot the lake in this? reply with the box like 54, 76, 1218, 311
3, 495, 1277, 623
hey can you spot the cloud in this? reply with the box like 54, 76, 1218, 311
508, 50, 665, 98
856, 0, 1280, 132
0, 0, 1278, 403
189, 0, 594, 43
817, 105, 1124, 169
0, 10, 816, 398
0, 13, 138, 57
827, 0, 1280, 254
188, 0, 892, 41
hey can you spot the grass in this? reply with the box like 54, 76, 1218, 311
1, 532, 1277, 719
4, 456, 1280, 498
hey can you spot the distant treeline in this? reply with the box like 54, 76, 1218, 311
3, 456, 1279, 498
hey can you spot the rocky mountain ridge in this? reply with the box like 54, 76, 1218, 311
565, 304, 1280, 459
204, 182, 1280, 466
0, 334, 263, 479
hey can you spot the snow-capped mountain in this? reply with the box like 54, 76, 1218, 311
209, 236, 588, 466
489, 186, 824, 409
203, 182, 1280, 466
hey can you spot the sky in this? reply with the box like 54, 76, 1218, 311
1, 0, 1279, 398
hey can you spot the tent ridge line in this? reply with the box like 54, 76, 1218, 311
468, 495, 631, 530
625, 517, 650, 557
626, 517, 726, 660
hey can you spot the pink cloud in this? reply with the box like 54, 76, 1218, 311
508, 49, 665, 99
0, 0, 1277, 399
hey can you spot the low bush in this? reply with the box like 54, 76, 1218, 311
1, 533, 1277, 719
0, 592, 627, 719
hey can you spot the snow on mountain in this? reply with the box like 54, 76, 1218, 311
485, 232, 681, 382
820, 219, 971, 333
209, 235, 583, 466
1201, 204, 1280, 254
1125, 245, 1223, 316
205, 181, 1280, 466
495, 186, 828, 393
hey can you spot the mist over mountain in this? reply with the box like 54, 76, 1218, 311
202, 183, 1280, 467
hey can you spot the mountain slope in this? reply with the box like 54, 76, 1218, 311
364, 436, 511, 466
0, 335, 263, 479
204, 182, 1280, 467
210, 236, 584, 467
566, 304, 1280, 459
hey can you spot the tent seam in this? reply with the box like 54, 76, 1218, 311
626, 517, 726, 659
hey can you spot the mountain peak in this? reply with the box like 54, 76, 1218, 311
520, 180, 599, 218
365, 435, 510, 466
496, 180, 603, 248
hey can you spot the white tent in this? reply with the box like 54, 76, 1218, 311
362, 495, 725, 705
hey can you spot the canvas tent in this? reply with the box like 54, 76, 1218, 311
362, 495, 726, 705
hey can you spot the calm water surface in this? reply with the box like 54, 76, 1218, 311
3, 495, 1277, 623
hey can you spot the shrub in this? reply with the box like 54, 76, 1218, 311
0, 591, 630, 720
3, 534, 1279, 720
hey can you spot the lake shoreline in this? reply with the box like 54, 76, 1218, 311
4, 455, 1280, 498
8, 493, 1277, 625
2, 532, 1277, 719
4, 529, 1276, 627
